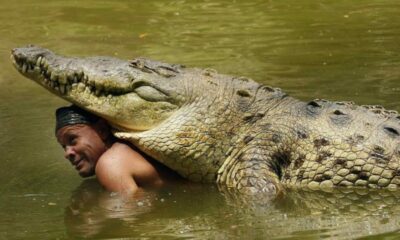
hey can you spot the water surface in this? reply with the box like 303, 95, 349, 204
1, 0, 400, 239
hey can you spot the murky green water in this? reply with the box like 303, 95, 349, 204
1, 0, 400, 239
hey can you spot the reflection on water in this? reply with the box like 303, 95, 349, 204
66, 181, 400, 239
65, 180, 226, 239
65, 180, 153, 238
1, 0, 400, 239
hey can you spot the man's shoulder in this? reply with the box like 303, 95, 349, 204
97, 142, 144, 166
104, 142, 137, 156
109, 141, 129, 151
96, 142, 136, 174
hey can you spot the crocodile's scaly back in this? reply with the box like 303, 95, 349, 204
11, 46, 400, 197
279, 100, 400, 189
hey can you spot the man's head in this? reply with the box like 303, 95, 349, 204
55, 105, 111, 177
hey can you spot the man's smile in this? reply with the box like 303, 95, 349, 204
72, 158, 83, 169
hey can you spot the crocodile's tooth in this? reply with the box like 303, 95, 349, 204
43, 78, 49, 85
40, 57, 45, 66
73, 75, 78, 83
66, 84, 72, 92
15, 61, 21, 70
58, 73, 67, 85
36, 57, 42, 67
43, 61, 49, 70
60, 84, 66, 94
50, 72, 57, 82
77, 82, 85, 91
84, 86, 91, 94
83, 75, 88, 83
22, 63, 27, 73
10, 54, 15, 64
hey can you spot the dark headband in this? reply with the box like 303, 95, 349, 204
55, 105, 99, 132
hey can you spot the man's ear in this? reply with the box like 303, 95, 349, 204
94, 119, 111, 141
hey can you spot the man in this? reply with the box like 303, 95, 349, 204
55, 105, 180, 196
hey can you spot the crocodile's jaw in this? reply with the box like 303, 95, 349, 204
11, 46, 182, 131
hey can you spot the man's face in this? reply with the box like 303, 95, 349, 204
56, 124, 108, 177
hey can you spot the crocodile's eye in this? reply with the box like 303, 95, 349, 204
384, 126, 400, 137
134, 85, 169, 102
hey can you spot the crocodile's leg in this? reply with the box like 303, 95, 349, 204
217, 145, 285, 196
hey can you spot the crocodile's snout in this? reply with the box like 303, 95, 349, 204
12, 46, 184, 131
11, 45, 54, 71
11, 45, 76, 96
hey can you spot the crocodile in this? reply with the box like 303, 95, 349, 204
11, 45, 400, 197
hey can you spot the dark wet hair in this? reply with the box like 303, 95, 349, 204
55, 105, 99, 133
